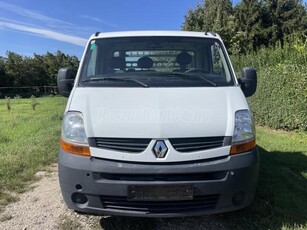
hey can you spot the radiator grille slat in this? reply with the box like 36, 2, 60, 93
169, 136, 225, 153
95, 144, 145, 152
101, 195, 220, 213
91, 138, 151, 153
96, 141, 148, 147
173, 140, 223, 147
94, 171, 227, 181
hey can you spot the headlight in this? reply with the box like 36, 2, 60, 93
231, 110, 256, 155
62, 112, 88, 144
233, 110, 255, 143
61, 112, 90, 156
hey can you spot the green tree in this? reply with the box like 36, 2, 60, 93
182, 0, 307, 52
43, 50, 79, 85
182, 4, 206, 32
234, 0, 264, 51
263, 0, 307, 47
29, 54, 49, 86
0, 57, 10, 87
4, 51, 25, 87
1, 51, 79, 88
182, 0, 234, 48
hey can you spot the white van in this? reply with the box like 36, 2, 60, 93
57, 31, 258, 217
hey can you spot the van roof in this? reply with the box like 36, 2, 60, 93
89, 31, 221, 40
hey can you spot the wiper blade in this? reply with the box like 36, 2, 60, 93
168, 73, 216, 86
82, 77, 148, 88
127, 77, 148, 88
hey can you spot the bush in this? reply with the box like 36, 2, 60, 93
231, 41, 307, 131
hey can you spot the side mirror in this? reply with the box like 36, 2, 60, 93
57, 68, 76, 97
239, 67, 257, 97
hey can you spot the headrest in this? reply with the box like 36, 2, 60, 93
176, 52, 192, 66
110, 57, 125, 69
137, 56, 153, 69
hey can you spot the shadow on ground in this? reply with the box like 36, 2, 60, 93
217, 146, 307, 229
100, 215, 224, 230
98, 146, 307, 230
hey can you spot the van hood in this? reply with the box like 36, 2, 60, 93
68, 87, 248, 138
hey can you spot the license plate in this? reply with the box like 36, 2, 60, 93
128, 185, 193, 201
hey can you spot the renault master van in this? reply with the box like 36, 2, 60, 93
57, 31, 258, 217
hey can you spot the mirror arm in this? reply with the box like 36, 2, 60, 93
237, 78, 242, 85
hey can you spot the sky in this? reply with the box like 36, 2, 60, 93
0, 0, 242, 59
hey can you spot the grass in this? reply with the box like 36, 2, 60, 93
0, 97, 306, 229
219, 127, 307, 230
0, 96, 66, 210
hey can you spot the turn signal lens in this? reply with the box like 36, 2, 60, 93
61, 139, 91, 156
230, 140, 256, 155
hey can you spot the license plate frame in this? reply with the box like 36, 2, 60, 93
127, 184, 193, 201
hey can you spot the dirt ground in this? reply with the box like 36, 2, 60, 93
0, 164, 226, 230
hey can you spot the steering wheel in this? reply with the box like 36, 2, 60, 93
185, 69, 209, 74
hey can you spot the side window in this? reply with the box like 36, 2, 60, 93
87, 44, 98, 77
211, 43, 231, 82
211, 43, 224, 75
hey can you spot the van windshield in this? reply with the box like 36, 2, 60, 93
79, 36, 235, 88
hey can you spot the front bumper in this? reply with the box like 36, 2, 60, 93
58, 148, 259, 217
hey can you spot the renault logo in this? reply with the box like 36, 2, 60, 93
153, 140, 168, 158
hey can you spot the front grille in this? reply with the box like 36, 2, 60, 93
169, 136, 226, 152
101, 194, 219, 213
89, 136, 230, 153
88, 138, 151, 153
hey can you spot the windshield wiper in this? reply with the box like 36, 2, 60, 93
82, 77, 148, 88
168, 73, 217, 86
147, 72, 216, 87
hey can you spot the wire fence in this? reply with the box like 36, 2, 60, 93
0, 86, 58, 99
